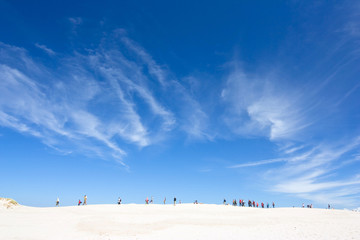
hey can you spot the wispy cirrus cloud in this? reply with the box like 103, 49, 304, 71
68, 17, 83, 26
219, 3, 360, 207
223, 54, 360, 206
118, 31, 211, 140
68, 17, 83, 35
0, 45, 127, 164
341, 1, 360, 38
229, 158, 287, 168
219, 1, 360, 145
34, 43, 56, 56
221, 65, 312, 141
88, 41, 176, 137
119, 32, 167, 87
231, 137, 360, 206
0, 30, 211, 165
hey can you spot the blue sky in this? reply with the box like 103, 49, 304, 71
1, 0, 360, 208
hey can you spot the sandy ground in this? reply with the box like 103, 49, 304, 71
1, 203, 360, 240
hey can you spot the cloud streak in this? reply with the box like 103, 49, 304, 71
229, 158, 286, 168
35, 43, 56, 56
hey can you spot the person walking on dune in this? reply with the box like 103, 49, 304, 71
174, 197, 177, 206
164, 197, 166, 204
83, 195, 87, 205
56, 197, 59, 206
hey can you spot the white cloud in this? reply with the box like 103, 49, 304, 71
172, 80, 212, 140
119, 32, 167, 87
342, 2, 360, 37
68, 17, 83, 26
229, 135, 360, 207
93, 55, 175, 138
0, 64, 69, 138
0, 33, 212, 164
335, 81, 360, 107
0, 43, 131, 164
268, 138, 360, 207
0, 111, 42, 137
35, 43, 56, 56
283, 145, 305, 154
229, 158, 286, 168
68, 17, 83, 35
95, 65, 151, 147
115, 30, 211, 141
221, 66, 311, 141
274, 176, 360, 194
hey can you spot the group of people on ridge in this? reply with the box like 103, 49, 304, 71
224, 199, 275, 208
78, 195, 87, 206
145, 197, 179, 205
55, 195, 87, 206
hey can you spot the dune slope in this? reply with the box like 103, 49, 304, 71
0, 204, 359, 240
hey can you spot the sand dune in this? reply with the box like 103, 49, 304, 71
1, 203, 359, 239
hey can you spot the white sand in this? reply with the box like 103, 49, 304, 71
1, 203, 360, 240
